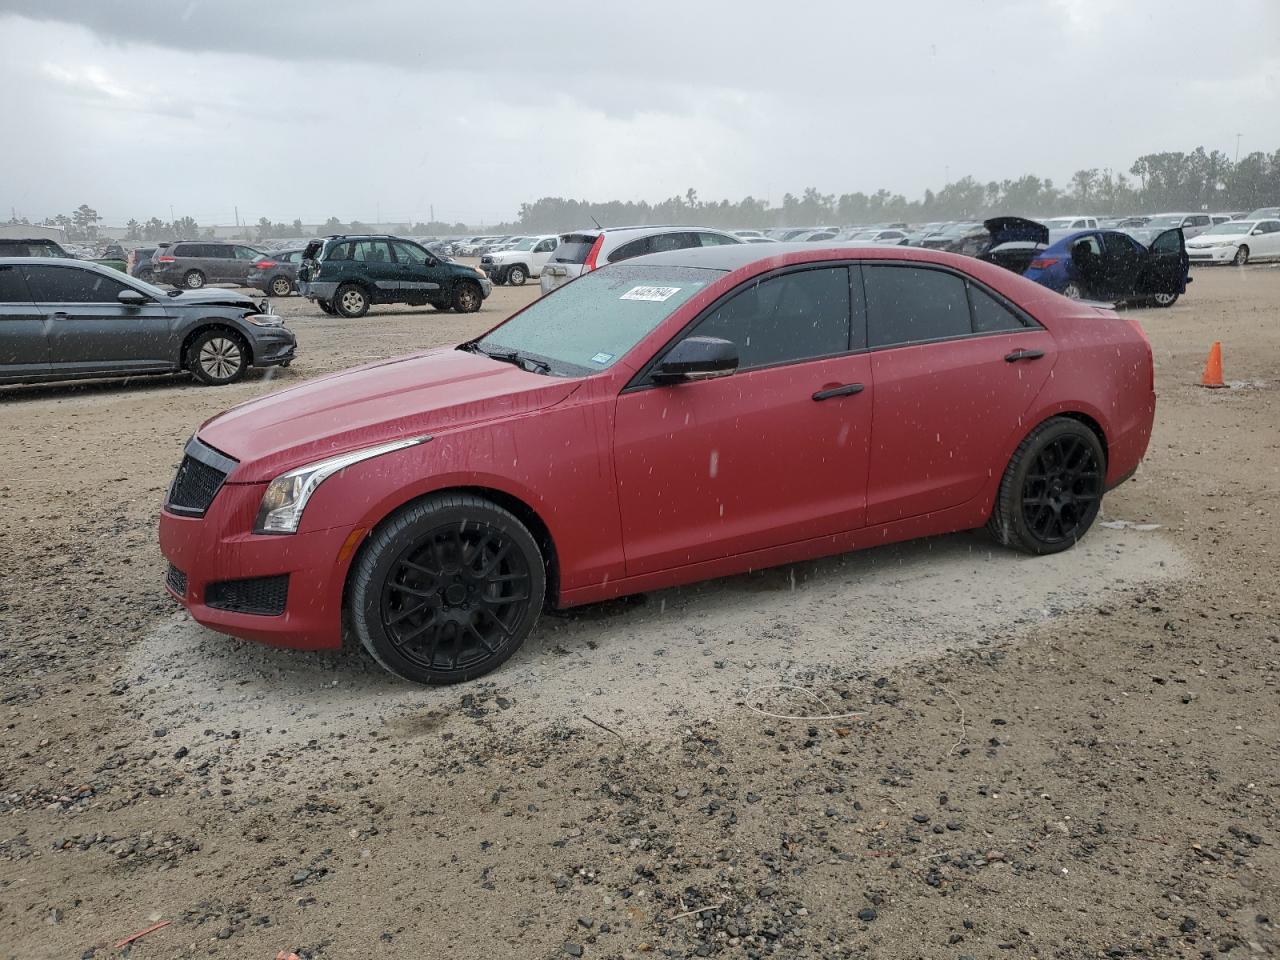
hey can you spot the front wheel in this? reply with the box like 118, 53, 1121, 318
987, 417, 1106, 556
452, 281, 482, 313
507, 264, 528, 286
349, 494, 546, 684
334, 283, 370, 318
187, 329, 249, 386
1232, 245, 1249, 267
317, 299, 336, 315
1150, 292, 1179, 308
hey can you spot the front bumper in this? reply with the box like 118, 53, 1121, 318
477, 276, 494, 297
1187, 247, 1235, 263
253, 330, 296, 366
159, 480, 352, 650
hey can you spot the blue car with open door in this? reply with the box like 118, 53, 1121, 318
1021, 226, 1190, 307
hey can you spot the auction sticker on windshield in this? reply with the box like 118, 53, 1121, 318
621, 286, 681, 302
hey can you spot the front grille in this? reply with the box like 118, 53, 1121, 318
165, 438, 238, 517
205, 575, 289, 616
166, 564, 187, 597
480, 255, 493, 264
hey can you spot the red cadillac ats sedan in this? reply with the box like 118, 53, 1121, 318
159, 243, 1155, 684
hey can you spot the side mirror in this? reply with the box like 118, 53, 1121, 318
652, 336, 738, 384
118, 289, 148, 306
1251, 228, 1264, 236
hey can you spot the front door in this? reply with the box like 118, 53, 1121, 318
390, 241, 446, 303
613, 264, 872, 576
22, 264, 177, 375
861, 263, 1057, 525
1138, 229, 1189, 298
0, 263, 50, 380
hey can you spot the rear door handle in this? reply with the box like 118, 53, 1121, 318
1005, 348, 1045, 362
812, 382, 865, 401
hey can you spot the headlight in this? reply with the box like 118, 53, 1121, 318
254, 436, 431, 534
245, 313, 283, 327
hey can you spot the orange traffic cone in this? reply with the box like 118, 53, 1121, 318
1199, 341, 1226, 388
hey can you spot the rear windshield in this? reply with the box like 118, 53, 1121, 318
475, 264, 723, 375
551, 234, 597, 263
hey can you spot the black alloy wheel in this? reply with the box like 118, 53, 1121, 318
350, 494, 545, 684
988, 417, 1105, 555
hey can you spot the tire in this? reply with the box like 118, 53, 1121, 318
186, 328, 249, 386
1232, 245, 1249, 267
317, 299, 335, 315
137, 269, 154, 283
429, 302, 450, 312
987, 417, 1106, 556
269, 275, 293, 297
183, 269, 206, 290
334, 283, 370, 318
1060, 281, 1083, 300
452, 281, 482, 313
507, 264, 528, 286
349, 493, 546, 684
1150, 292, 1179, 308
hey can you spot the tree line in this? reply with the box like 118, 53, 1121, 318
9, 145, 1277, 240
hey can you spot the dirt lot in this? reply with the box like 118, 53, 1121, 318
1, 264, 1277, 960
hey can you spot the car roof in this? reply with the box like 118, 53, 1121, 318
628, 242, 962, 272
0, 255, 122, 272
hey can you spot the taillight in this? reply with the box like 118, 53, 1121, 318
582, 235, 605, 273
156, 255, 175, 263
1029, 257, 1058, 270
256, 261, 278, 269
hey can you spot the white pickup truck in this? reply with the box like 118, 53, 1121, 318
480, 235, 559, 286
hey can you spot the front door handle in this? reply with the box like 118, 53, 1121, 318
812, 382, 865, 401
1005, 348, 1045, 362
51, 311, 69, 320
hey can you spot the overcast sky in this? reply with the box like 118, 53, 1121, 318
2, 0, 1277, 227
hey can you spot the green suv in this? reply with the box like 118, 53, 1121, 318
298, 235, 493, 318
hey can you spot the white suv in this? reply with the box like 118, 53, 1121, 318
480, 235, 559, 286
539, 226, 741, 295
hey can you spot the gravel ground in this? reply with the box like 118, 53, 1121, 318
0, 265, 1277, 959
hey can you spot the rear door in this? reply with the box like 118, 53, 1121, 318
0, 263, 49, 380
863, 263, 1057, 524
352, 240, 399, 298
613, 265, 873, 574
1252, 220, 1280, 259
1139, 229, 1189, 298
22, 264, 177, 374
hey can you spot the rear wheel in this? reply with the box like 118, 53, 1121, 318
183, 269, 206, 290
1232, 245, 1249, 267
187, 329, 249, 386
1150, 292, 1179, 308
507, 264, 528, 286
137, 268, 154, 283
988, 417, 1105, 556
350, 494, 546, 684
335, 283, 370, 318
452, 281, 482, 313
269, 275, 293, 297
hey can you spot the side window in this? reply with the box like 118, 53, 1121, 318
1072, 235, 1103, 257
1103, 232, 1137, 255
1150, 230, 1182, 254
1071, 220, 1086, 229
325, 242, 351, 261
173, 244, 197, 257
286, 251, 303, 263
0, 264, 32, 302
865, 265, 970, 347
691, 267, 851, 370
1262, 221, 1280, 234
968, 283, 1029, 334
353, 241, 392, 262
698, 232, 735, 246
392, 241, 429, 265
21, 265, 129, 303
534, 239, 557, 253
608, 237, 650, 263
647, 232, 695, 254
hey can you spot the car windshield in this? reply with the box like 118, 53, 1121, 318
473, 264, 723, 375
1204, 221, 1253, 235
1041, 218, 1076, 229
509, 238, 539, 251
1145, 216, 1184, 229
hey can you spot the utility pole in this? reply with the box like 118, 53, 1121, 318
234, 205, 239, 228
430, 204, 434, 224
1235, 133, 1242, 163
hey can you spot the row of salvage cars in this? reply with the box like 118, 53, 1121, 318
966, 217, 1190, 307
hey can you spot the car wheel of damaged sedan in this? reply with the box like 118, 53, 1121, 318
187, 329, 249, 385
335, 283, 370, 318
350, 494, 546, 684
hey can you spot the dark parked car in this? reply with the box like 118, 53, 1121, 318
160, 243, 1154, 684
245, 249, 303, 297
1021, 228, 1189, 306
127, 247, 157, 282
152, 241, 266, 290
298, 235, 493, 318
0, 257, 296, 386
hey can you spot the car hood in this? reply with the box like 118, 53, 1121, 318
199, 346, 582, 483
1186, 232, 1246, 245
984, 217, 1049, 246
169, 289, 261, 309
